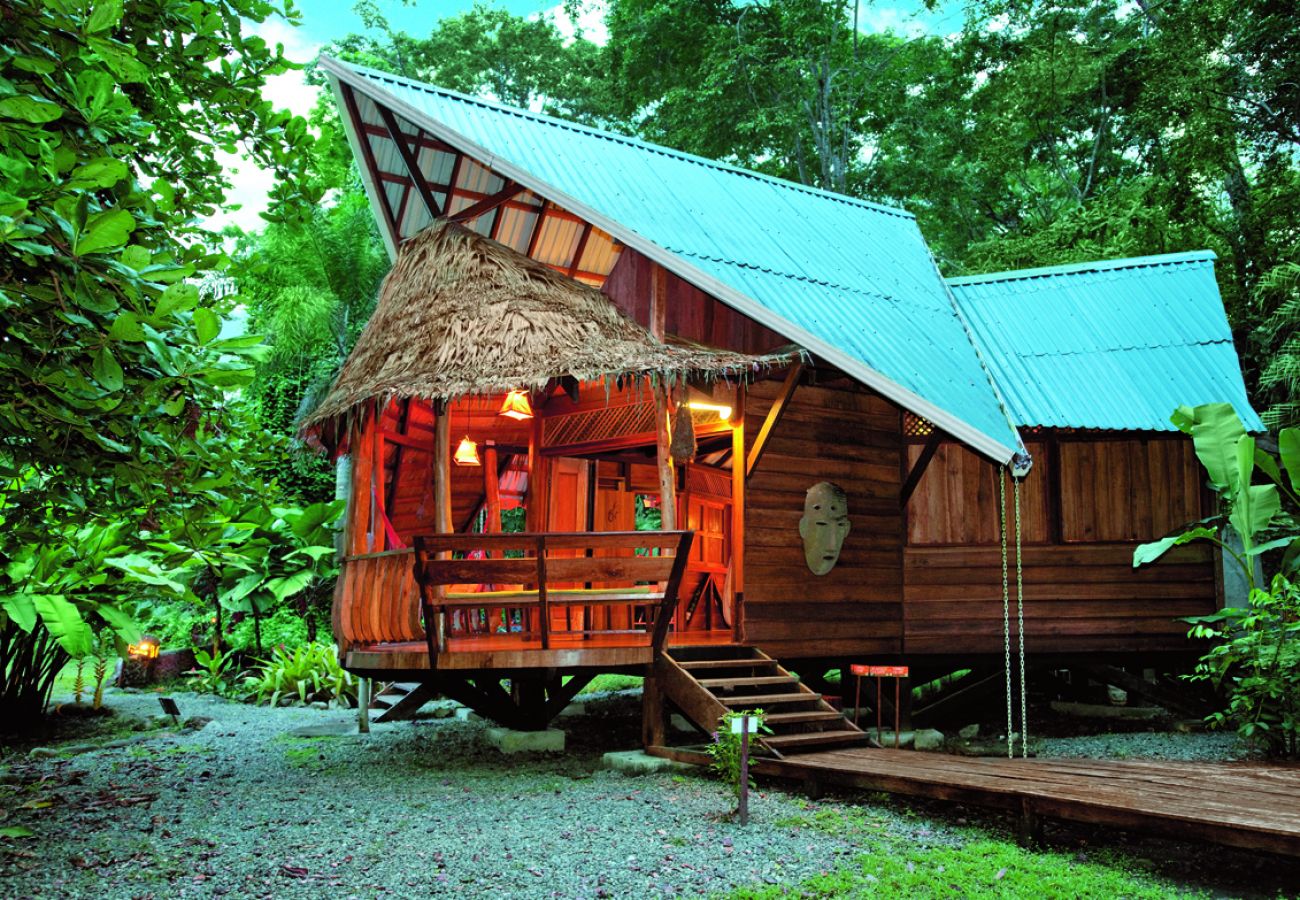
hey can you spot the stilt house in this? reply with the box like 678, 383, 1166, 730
306, 58, 1263, 751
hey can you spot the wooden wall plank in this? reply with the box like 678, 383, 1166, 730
743, 379, 904, 655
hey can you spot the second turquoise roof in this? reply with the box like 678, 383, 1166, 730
949, 252, 1264, 432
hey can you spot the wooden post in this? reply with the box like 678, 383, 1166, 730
358, 677, 371, 734
642, 672, 666, 748
432, 404, 451, 652
730, 384, 745, 639
656, 385, 678, 530
738, 714, 751, 826
484, 441, 501, 533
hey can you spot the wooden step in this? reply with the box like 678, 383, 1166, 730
762, 730, 872, 751
677, 659, 778, 671
763, 710, 848, 726
665, 645, 757, 663
698, 675, 797, 690
723, 692, 820, 707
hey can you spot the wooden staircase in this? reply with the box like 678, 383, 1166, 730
370, 681, 437, 722
656, 646, 870, 757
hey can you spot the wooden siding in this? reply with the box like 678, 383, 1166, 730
903, 543, 1218, 654
906, 440, 1050, 545
1059, 438, 1203, 542
601, 247, 787, 354
903, 434, 1218, 655
743, 379, 904, 658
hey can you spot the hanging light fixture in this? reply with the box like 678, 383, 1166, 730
454, 435, 481, 466
498, 389, 534, 421
453, 402, 481, 466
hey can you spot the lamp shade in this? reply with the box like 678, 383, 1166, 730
498, 389, 534, 420
453, 435, 482, 466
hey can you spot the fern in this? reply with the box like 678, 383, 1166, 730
1255, 263, 1300, 429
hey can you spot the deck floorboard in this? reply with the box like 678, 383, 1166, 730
648, 746, 1300, 857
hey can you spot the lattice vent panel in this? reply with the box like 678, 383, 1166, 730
544, 403, 656, 448
903, 411, 935, 437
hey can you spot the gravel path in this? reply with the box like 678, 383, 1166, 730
0, 690, 941, 899
1, 689, 1293, 899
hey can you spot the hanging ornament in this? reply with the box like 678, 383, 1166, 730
454, 435, 481, 466
670, 400, 697, 465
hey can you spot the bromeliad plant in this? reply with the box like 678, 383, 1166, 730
1135, 402, 1300, 757
244, 642, 356, 708
186, 648, 237, 697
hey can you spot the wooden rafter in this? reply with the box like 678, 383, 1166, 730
443, 151, 465, 218
341, 85, 398, 249
525, 200, 549, 259
378, 105, 442, 222
567, 222, 593, 279
899, 428, 943, 508
745, 361, 804, 479
450, 183, 526, 225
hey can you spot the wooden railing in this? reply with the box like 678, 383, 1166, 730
412, 530, 693, 663
334, 549, 422, 648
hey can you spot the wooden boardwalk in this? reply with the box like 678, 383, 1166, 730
650, 746, 1300, 857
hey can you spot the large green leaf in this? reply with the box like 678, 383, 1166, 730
1228, 484, 1280, 553
1279, 429, 1300, 496
1188, 403, 1247, 492
32, 594, 95, 658
87, 600, 141, 644
92, 346, 123, 391
156, 283, 198, 317
75, 207, 135, 255
67, 158, 128, 190
0, 95, 62, 123
265, 570, 315, 603
1133, 526, 1218, 568
0, 594, 38, 633
193, 306, 220, 344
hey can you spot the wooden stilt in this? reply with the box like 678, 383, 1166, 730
357, 677, 371, 734
642, 671, 666, 748
431, 404, 451, 654
483, 441, 501, 533
731, 384, 745, 641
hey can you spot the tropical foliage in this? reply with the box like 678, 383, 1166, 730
0, 0, 316, 725
1135, 403, 1300, 756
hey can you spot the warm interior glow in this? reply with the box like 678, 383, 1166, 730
685, 401, 733, 421
454, 435, 482, 466
128, 638, 160, 660
498, 389, 534, 420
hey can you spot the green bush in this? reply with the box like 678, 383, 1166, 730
244, 642, 356, 708
1187, 575, 1300, 757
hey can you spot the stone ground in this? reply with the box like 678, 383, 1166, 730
0, 687, 1296, 899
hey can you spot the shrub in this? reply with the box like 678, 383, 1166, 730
707, 709, 767, 802
244, 642, 356, 708
1187, 575, 1300, 757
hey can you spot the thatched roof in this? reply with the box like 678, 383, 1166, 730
303, 220, 796, 433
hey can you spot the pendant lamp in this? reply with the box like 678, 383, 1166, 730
498, 389, 534, 421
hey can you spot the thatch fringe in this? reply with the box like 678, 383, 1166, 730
303, 220, 798, 437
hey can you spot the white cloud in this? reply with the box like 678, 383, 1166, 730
857, 4, 929, 39
541, 0, 609, 46
203, 17, 324, 234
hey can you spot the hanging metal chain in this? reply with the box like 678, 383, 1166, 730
999, 466, 1012, 759
1015, 474, 1028, 758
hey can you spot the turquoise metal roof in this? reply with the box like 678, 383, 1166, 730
324, 59, 1024, 461
948, 252, 1264, 432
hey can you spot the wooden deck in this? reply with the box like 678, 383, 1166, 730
346, 631, 734, 673
648, 745, 1300, 857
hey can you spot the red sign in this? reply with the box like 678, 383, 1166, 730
850, 664, 909, 678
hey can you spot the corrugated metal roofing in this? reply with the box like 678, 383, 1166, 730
949, 252, 1264, 431
323, 58, 1024, 461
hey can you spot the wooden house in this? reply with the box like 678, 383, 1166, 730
306, 58, 1263, 752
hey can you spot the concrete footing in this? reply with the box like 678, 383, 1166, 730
601, 750, 697, 775
485, 727, 565, 753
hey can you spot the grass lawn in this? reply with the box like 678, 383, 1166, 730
731, 806, 1205, 899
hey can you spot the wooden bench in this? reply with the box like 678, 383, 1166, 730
412, 530, 693, 662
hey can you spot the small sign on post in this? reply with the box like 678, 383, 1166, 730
850, 664, 909, 749
731, 713, 759, 825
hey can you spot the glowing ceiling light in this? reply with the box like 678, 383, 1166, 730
453, 435, 482, 466
498, 389, 534, 421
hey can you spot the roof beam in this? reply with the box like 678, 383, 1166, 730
899, 428, 944, 509
339, 83, 399, 252
450, 183, 526, 225
745, 360, 803, 479
378, 104, 442, 221
567, 222, 593, 278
